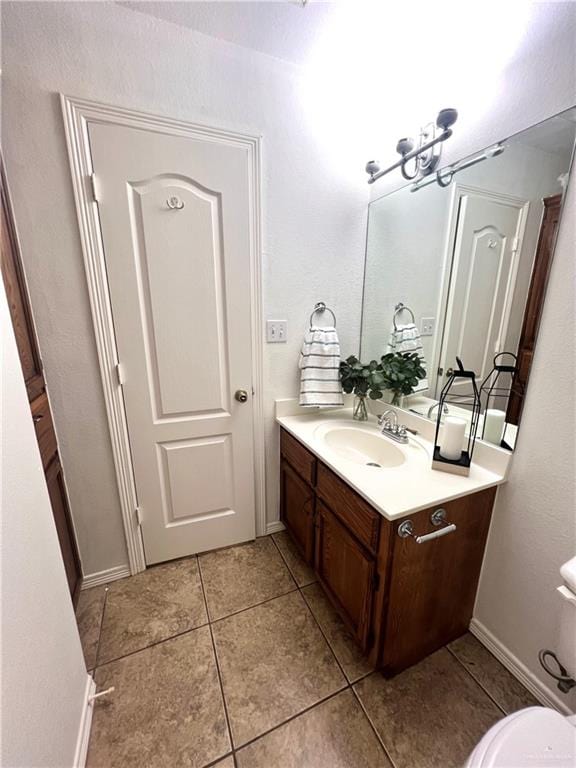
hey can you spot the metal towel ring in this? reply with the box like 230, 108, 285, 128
309, 302, 336, 329
393, 302, 415, 330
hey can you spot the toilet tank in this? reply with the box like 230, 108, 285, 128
557, 556, 576, 680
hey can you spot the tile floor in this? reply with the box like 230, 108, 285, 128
77, 532, 539, 768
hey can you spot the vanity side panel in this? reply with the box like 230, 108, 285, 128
380, 488, 495, 675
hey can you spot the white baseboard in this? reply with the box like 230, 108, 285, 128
81, 564, 131, 590
266, 520, 285, 535
469, 618, 573, 715
74, 675, 96, 767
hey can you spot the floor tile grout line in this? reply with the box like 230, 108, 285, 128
201, 750, 235, 768
93, 619, 212, 669
197, 555, 237, 765
351, 684, 399, 768
208, 585, 300, 626
233, 683, 350, 754
93, 585, 110, 672
269, 531, 304, 589
446, 644, 509, 717
294, 577, 397, 766
297, 583, 353, 684
92, 585, 305, 670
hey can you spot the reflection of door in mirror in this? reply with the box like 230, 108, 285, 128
506, 194, 562, 424
436, 189, 528, 402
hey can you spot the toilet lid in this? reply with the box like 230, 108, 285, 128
467, 707, 576, 768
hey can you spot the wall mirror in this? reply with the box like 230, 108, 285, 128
360, 107, 576, 451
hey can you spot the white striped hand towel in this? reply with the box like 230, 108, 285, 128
299, 326, 344, 407
387, 322, 429, 392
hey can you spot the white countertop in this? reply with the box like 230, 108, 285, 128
276, 406, 508, 522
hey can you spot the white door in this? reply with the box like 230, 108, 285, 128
437, 190, 526, 399
88, 122, 256, 564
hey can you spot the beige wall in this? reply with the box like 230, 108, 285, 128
474, 169, 576, 712
2, 0, 575, 716
1, 1, 368, 576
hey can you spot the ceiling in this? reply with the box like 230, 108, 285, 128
117, 1, 337, 66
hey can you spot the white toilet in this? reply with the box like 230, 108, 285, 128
466, 557, 576, 767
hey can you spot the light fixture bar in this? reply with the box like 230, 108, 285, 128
410, 143, 505, 192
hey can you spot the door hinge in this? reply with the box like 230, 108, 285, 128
135, 507, 143, 527
89, 173, 100, 203
437, 366, 444, 376
115, 363, 125, 387
511, 236, 520, 253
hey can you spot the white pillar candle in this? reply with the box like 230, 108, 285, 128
439, 416, 466, 461
483, 409, 506, 445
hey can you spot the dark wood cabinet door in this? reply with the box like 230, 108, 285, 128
507, 194, 562, 424
381, 488, 495, 675
46, 457, 81, 599
315, 500, 376, 652
280, 459, 315, 565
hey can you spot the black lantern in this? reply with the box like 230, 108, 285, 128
432, 357, 481, 476
479, 352, 523, 450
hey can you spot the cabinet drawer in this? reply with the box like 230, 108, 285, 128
280, 428, 316, 486
31, 392, 57, 469
317, 462, 380, 553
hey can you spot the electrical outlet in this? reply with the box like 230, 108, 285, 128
266, 320, 287, 343
421, 317, 435, 337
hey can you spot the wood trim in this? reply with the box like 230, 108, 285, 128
506, 193, 562, 425
73, 676, 97, 768
0, 162, 45, 401
81, 564, 131, 590
60, 95, 265, 573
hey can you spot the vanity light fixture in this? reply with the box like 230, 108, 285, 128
365, 108, 458, 185
410, 142, 506, 192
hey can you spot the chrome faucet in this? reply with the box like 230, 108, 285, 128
426, 402, 449, 419
378, 409, 409, 444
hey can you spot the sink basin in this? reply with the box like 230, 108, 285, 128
321, 427, 406, 468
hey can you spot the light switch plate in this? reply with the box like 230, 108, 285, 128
266, 320, 287, 343
421, 317, 435, 337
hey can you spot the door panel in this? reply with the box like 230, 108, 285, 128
46, 457, 81, 600
314, 501, 375, 652
438, 192, 525, 397
88, 123, 256, 563
130, 175, 229, 418
280, 459, 315, 564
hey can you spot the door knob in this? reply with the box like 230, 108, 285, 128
235, 389, 248, 403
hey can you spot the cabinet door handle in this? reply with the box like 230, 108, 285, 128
397, 520, 457, 544
33, 414, 44, 423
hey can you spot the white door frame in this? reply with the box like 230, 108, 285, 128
61, 95, 265, 575
432, 182, 529, 398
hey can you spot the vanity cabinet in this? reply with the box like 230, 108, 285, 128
280, 458, 315, 565
279, 426, 495, 675
315, 500, 376, 651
